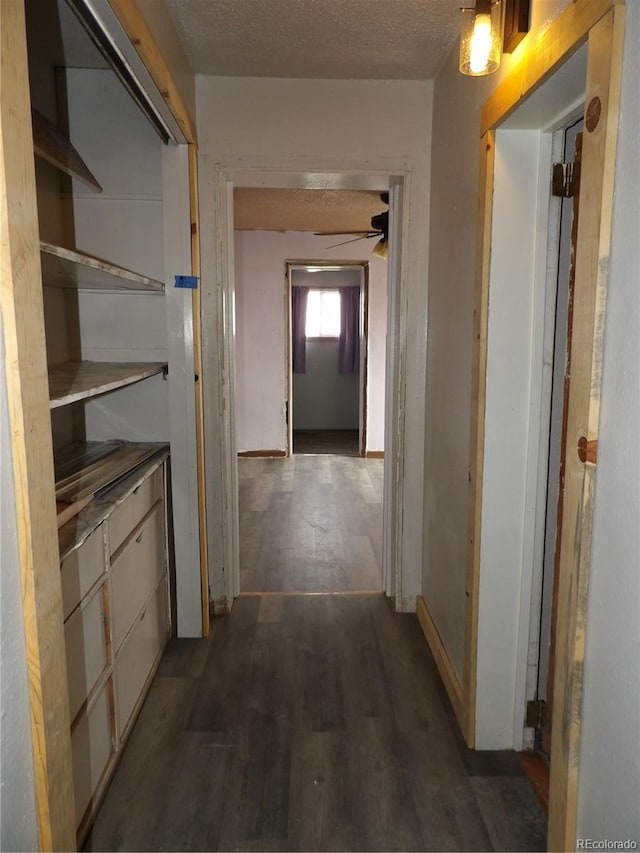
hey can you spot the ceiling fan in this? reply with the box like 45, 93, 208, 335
314, 192, 389, 259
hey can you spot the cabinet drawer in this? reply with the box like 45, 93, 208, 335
108, 466, 163, 553
111, 503, 166, 651
115, 579, 168, 737
64, 584, 109, 722
71, 678, 114, 828
60, 525, 106, 621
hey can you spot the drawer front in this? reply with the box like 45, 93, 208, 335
71, 679, 114, 828
115, 579, 168, 737
60, 525, 106, 621
111, 503, 166, 651
109, 466, 163, 553
64, 584, 108, 722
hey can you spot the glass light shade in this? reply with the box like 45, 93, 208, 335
459, 3, 502, 76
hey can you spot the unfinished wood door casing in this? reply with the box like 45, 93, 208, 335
1, 1, 76, 848
464, 130, 496, 749
466, 3, 625, 851
188, 144, 210, 635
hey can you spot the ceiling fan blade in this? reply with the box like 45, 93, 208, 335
324, 233, 382, 248
313, 230, 376, 237
372, 237, 388, 259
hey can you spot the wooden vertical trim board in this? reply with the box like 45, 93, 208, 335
188, 144, 210, 636
107, 0, 197, 144
464, 130, 496, 750
548, 8, 625, 850
0, 1, 76, 848
416, 596, 464, 726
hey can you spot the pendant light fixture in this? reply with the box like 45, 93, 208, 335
459, 0, 531, 77
459, 0, 503, 76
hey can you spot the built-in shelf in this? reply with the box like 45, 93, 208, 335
49, 361, 167, 409
32, 108, 103, 193
55, 440, 166, 504
40, 243, 165, 292
57, 448, 169, 562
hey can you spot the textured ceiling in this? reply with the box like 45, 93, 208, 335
234, 188, 385, 233
164, 0, 461, 79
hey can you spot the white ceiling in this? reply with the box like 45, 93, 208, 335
164, 0, 462, 80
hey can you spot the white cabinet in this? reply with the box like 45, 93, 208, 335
64, 582, 109, 721
109, 466, 164, 554
115, 579, 169, 737
70, 678, 114, 830
59, 457, 170, 840
60, 524, 106, 621
111, 502, 166, 651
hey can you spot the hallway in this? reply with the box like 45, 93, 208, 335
238, 456, 383, 593
85, 594, 546, 851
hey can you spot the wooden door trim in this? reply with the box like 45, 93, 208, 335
464, 128, 496, 749
188, 145, 210, 636
466, 3, 625, 850
1, 2, 75, 847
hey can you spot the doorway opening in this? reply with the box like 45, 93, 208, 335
287, 262, 370, 458
202, 171, 408, 608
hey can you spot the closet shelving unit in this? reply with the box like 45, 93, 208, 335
24, 0, 190, 840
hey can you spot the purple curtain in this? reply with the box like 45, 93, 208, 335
339, 287, 360, 374
292, 286, 308, 373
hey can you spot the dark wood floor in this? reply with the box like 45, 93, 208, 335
293, 430, 360, 456
85, 595, 547, 852
239, 456, 383, 593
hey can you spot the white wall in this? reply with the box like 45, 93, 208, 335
62, 68, 170, 444
577, 1, 640, 840
0, 318, 39, 852
427, 0, 640, 834
234, 230, 388, 451
235, 251, 366, 447
198, 76, 432, 610
293, 340, 359, 431
424, 0, 571, 696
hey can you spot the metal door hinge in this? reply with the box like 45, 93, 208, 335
525, 699, 550, 730
552, 161, 581, 198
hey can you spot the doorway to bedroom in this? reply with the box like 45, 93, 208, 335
288, 263, 367, 458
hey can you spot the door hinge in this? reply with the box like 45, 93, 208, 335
552, 161, 581, 198
285, 401, 289, 426
525, 699, 550, 730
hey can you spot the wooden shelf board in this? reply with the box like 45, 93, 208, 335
55, 441, 164, 503
57, 448, 168, 563
40, 243, 164, 292
32, 108, 102, 193
49, 361, 166, 409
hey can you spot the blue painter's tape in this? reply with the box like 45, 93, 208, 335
174, 275, 198, 289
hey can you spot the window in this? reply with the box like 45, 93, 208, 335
305, 289, 340, 338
